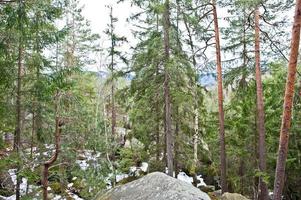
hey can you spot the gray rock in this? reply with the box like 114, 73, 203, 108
221, 192, 249, 200
96, 172, 211, 200
0, 171, 14, 196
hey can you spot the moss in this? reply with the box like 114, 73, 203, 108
50, 182, 63, 194
117, 176, 139, 185
73, 178, 85, 190
0, 188, 14, 197
208, 192, 221, 200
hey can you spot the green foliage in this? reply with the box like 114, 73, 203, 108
118, 147, 147, 173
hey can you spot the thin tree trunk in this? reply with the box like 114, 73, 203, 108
273, 0, 301, 199
110, 6, 116, 138
212, 0, 228, 193
109, 6, 117, 186
14, 1, 24, 198
254, 6, 269, 200
155, 7, 160, 163
163, 0, 173, 177
238, 159, 245, 194
30, 108, 35, 158
42, 94, 62, 200
156, 96, 160, 161
183, 12, 200, 184
174, 107, 179, 178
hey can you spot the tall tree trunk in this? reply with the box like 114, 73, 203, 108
254, 6, 269, 200
273, 0, 301, 199
109, 6, 116, 138
163, 0, 173, 177
212, 0, 228, 193
156, 91, 160, 162
42, 93, 62, 200
109, 6, 117, 186
14, 1, 24, 198
183, 13, 200, 184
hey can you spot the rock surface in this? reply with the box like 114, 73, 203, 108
96, 172, 211, 200
0, 171, 14, 196
221, 192, 249, 200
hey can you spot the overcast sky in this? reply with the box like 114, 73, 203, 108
79, 0, 139, 71
78, 1, 294, 72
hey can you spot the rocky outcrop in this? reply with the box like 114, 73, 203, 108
96, 172, 211, 200
221, 192, 249, 200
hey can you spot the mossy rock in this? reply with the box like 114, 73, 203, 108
0, 188, 14, 197
199, 185, 215, 193
208, 192, 221, 200
117, 175, 140, 185
0, 171, 14, 196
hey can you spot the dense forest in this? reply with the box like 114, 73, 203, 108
0, 0, 301, 200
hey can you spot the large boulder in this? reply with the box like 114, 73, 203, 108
96, 172, 211, 200
221, 192, 249, 200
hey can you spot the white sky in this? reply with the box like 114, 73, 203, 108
80, 0, 137, 71
80, 0, 134, 38
79, 0, 294, 72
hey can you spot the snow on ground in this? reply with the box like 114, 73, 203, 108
75, 150, 101, 171
140, 162, 148, 172
75, 160, 89, 171
116, 174, 129, 182
177, 171, 206, 187
0, 194, 16, 200
1, 169, 38, 200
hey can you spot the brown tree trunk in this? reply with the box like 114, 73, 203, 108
163, 0, 173, 177
212, 0, 228, 193
238, 159, 245, 194
42, 95, 62, 200
155, 10, 161, 163
110, 6, 116, 139
254, 7, 269, 200
109, 6, 117, 186
273, 0, 301, 199
174, 107, 179, 178
156, 101, 160, 162
30, 108, 35, 158
15, 38, 23, 200
14, 1, 24, 198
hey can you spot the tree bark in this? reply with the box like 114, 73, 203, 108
163, 0, 173, 177
254, 6, 269, 200
156, 93, 160, 162
174, 107, 179, 178
212, 0, 228, 193
273, 0, 301, 199
109, 6, 116, 139
108, 6, 117, 186
14, 1, 24, 199
42, 95, 62, 200
155, 7, 161, 163
30, 108, 35, 158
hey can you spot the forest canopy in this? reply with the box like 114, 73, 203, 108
0, 0, 301, 200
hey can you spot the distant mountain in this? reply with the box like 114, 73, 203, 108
96, 70, 109, 79
87, 70, 216, 87
199, 73, 216, 87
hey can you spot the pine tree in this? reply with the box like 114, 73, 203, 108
212, 0, 228, 193
273, 0, 301, 199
